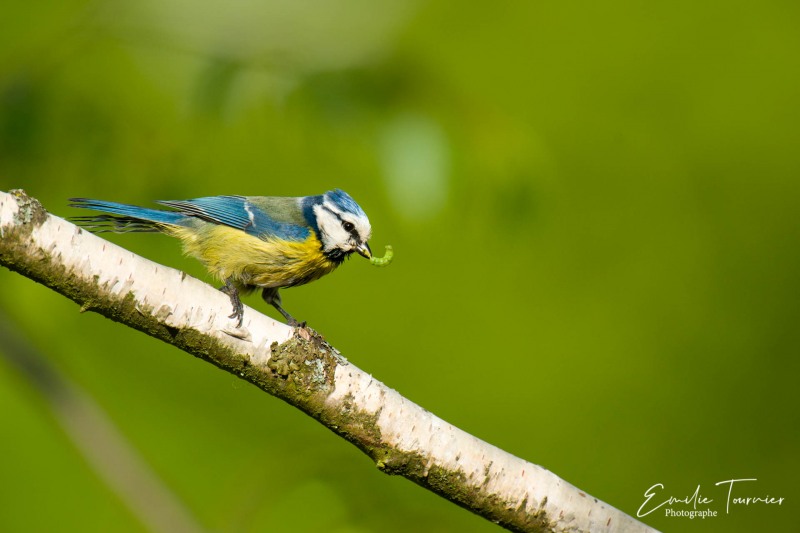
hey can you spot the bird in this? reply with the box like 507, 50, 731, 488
69, 190, 373, 327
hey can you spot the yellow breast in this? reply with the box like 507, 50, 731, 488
168, 225, 340, 290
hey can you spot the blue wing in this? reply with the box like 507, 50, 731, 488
157, 196, 311, 241
70, 198, 187, 232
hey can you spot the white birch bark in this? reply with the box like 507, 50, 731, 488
0, 189, 659, 533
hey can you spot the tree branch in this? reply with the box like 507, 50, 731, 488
0, 189, 658, 533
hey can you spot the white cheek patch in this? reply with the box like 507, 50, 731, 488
313, 204, 349, 252
314, 201, 372, 253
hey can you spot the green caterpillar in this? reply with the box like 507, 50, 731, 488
370, 245, 394, 267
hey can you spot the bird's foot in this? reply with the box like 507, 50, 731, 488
228, 307, 244, 328
287, 318, 307, 329
220, 279, 244, 328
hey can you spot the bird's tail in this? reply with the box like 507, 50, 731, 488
69, 198, 187, 233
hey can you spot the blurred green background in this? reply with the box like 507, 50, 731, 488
1, 1, 798, 531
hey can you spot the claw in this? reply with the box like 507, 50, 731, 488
220, 278, 244, 327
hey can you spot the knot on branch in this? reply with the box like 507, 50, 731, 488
267, 327, 341, 397
8, 189, 47, 229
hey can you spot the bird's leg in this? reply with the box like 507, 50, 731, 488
220, 278, 244, 327
262, 288, 304, 328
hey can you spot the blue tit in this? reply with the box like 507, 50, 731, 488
70, 189, 373, 327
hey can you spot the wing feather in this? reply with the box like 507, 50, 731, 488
157, 196, 311, 241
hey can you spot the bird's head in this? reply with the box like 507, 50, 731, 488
311, 189, 372, 262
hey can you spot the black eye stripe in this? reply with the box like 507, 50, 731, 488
322, 205, 361, 240
345, 223, 359, 239
322, 205, 343, 221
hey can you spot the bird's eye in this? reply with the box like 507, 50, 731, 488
343, 221, 355, 232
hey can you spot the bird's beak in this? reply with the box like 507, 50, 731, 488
356, 242, 372, 259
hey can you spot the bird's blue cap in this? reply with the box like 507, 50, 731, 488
325, 189, 367, 218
